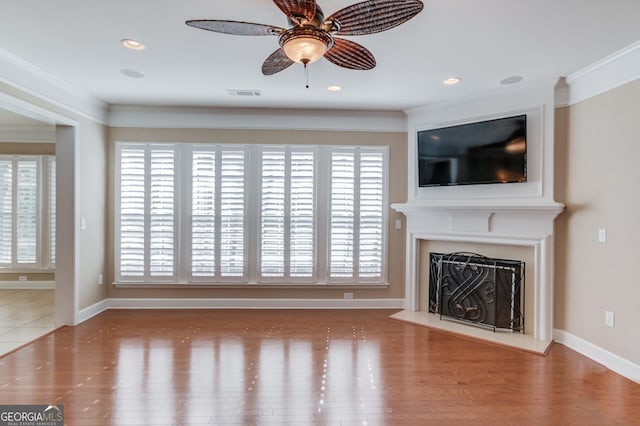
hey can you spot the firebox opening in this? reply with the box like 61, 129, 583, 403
429, 252, 525, 333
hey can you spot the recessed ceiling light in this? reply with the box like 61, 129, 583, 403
500, 75, 524, 85
327, 85, 342, 92
121, 68, 144, 79
121, 38, 145, 51
443, 77, 461, 86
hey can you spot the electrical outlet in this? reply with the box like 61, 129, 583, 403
395, 219, 402, 230
98, 274, 103, 285
343, 292, 354, 299
605, 311, 615, 328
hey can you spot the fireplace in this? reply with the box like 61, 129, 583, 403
390, 201, 564, 352
428, 252, 524, 332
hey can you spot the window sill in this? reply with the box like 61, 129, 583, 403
0, 268, 55, 273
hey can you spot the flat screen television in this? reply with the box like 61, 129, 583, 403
417, 114, 527, 187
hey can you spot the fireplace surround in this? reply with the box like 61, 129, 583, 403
391, 201, 564, 354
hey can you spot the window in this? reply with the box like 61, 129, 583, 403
0, 155, 56, 271
329, 150, 385, 281
190, 147, 246, 281
116, 144, 177, 282
48, 156, 56, 266
115, 142, 388, 285
259, 148, 315, 280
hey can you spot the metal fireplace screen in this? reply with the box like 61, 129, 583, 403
429, 252, 525, 332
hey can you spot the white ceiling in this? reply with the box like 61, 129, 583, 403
1, 0, 639, 112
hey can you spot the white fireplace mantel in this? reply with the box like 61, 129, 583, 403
391, 200, 564, 353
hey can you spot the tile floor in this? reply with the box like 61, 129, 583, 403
0, 289, 55, 356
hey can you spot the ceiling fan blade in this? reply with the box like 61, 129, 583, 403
324, 38, 376, 70
272, 0, 317, 23
186, 20, 284, 36
262, 48, 295, 75
325, 0, 424, 36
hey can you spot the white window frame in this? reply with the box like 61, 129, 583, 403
326, 147, 389, 284
257, 146, 317, 283
184, 144, 249, 283
0, 154, 56, 272
114, 142, 388, 286
114, 143, 179, 283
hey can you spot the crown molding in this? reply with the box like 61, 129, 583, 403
108, 105, 407, 132
565, 40, 640, 105
0, 47, 108, 124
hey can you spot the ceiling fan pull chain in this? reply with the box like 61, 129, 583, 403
303, 60, 310, 89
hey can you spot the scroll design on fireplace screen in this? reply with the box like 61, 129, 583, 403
429, 252, 524, 332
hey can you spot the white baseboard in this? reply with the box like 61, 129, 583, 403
77, 299, 110, 323
553, 328, 640, 384
75, 297, 403, 324
0, 281, 55, 290
106, 297, 404, 310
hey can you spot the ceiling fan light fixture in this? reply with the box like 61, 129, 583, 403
280, 29, 333, 64
187, 0, 424, 76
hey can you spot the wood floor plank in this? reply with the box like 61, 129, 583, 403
0, 309, 639, 425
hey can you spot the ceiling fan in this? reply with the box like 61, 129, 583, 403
186, 0, 424, 78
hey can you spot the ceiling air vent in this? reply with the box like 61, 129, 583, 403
227, 89, 262, 97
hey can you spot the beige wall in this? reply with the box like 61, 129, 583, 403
0, 272, 55, 282
77, 118, 108, 308
554, 79, 640, 365
106, 127, 407, 300
0, 142, 55, 155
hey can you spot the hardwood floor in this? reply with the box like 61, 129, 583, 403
0, 309, 638, 425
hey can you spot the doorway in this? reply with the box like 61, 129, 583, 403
0, 93, 79, 355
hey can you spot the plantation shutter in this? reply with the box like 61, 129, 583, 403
260, 151, 286, 277
219, 150, 245, 277
118, 145, 176, 281
329, 149, 385, 280
0, 156, 55, 270
114, 143, 386, 285
259, 149, 315, 279
119, 146, 146, 278
0, 159, 12, 265
149, 148, 175, 277
16, 159, 39, 265
358, 152, 384, 277
191, 149, 216, 277
289, 151, 314, 277
48, 157, 56, 266
329, 152, 355, 278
